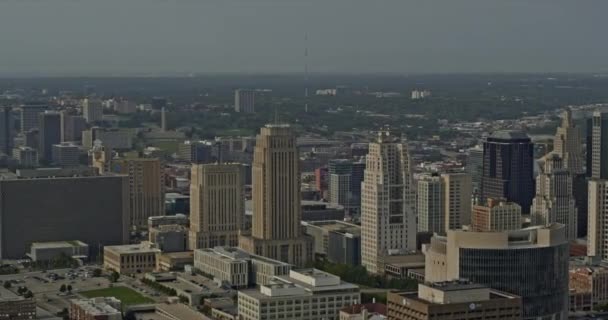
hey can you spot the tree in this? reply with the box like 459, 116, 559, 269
17, 286, 28, 295
23, 290, 33, 299
59, 284, 67, 293
67, 285, 72, 293
109, 270, 120, 283
3, 281, 11, 289
92, 268, 102, 277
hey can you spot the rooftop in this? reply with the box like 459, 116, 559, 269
31, 240, 88, 249
71, 297, 121, 316
105, 242, 161, 254
488, 130, 530, 141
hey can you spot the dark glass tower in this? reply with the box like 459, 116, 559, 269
481, 131, 534, 214
38, 112, 61, 161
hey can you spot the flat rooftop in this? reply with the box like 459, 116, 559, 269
31, 240, 88, 249
425, 280, 487, 292
105, 242, 161, 254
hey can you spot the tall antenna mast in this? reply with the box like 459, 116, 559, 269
304, 32, 309, 113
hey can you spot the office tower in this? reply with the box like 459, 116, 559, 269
51, 142, 80, 167
314, 167, 329, 193
328, 159, 366, 215
234, 89, 255, 113
38, 111, 61, 161
239, 124, 313, 267
480, 131, 534, 213
554, 109, 584, 173
178, 140, 215, 163
424, 224, 569, 319
591, 111, 608, 179
361, 129, 416, 274
189, 163, 243, 249
466, 146, 483, 197
0, 171, 129, 259
417, 175, 444, 234
442, 172, 472, 231
90, 142, 112, 174
114, 99, 136, 114
161, 107, 167, 132
471, 198, 522, 232
82, 98, 103, 123
387, 282, 522, 320
531, 154, 578, 240
19, 103, 47, 132
0, 107, 14, 156
110, 158, 165, 229
60, 112, 86, 142
22, 129, 38, 150
588, 179, 608, 262
12, 146, 38, 167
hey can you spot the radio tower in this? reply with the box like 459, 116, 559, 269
304, 33, 309, 113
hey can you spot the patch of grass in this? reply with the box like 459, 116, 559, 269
80, 286, 153, 308
148, 140, 179, 153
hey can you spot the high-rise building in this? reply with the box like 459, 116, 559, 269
480, 130, 534, 213
110, 158, 165, 229
591, 111, 608, 179
387, 282, 522, 320
361, 129, 416, 274
82, 127, 134, 150
12, 146, 38, 167
82, 98, 103, 123
234, 89, 255, 113
161, 107, 167, 132
424, 224, 569, 319
178, 140, 215, 163
60, 112, 86, 142
417, 175, 444, 234
554, 109, 584, 174
588, 179, 608, 262
0, 107, 14, 156
328, 159, 365, 215
471, 198, 522, 232
239, 124, 313, 267
38, 111, 61, 161
531, 154, 578, 240
189, 163, 243, 249
51, 142, 81, 167
466, 146, 483, 197
0, 170, 129, 259
442, 172, 472, 231
19, 103, 47, 132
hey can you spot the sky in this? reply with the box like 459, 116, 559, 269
0, 0, 607, 76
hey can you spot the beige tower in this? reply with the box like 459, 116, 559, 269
554, 109, 584, 174
531, 154, 578, 240
441, 173, 472, 232
588, 179, 608, 262
111, 158, 165, 229
361, 129, 416, 274
189, 163, 243, 249
238, 124, 313, 267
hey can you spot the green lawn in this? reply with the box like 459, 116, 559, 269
80, 286, 153, 307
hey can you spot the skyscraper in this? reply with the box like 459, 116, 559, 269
531, 154, 578, 240
19, 103, 47, 132
471, 198, 522, 232
82, 98, 103, 123
591, 111, 608, 179
480, 130, 534, 213
361, 129, 416, 274
110, 158, 165, 229
234, 89, 255, 113
328, 159, 366, 216
60, 112, 86, 142
0, 106, 14, 156
417, 175, 444, 234
466, 146, 483, 197
554, 109, 584, 174
38, 111, 61, 161
441, 172, 472, 231
588, 179, 608, 262
239, 124, 313, 267
189, 163, 243, 249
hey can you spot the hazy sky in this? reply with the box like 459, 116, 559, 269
1, 0, 607, 76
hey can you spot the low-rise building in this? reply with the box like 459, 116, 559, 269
156, 251, 194, 272
29, 240, 89, 261
148, 214, 189, 229
0, 297, 36, 320
387, 281, 521, 320
340, 303, 387, 320
383, 253, 425, 279
193, 247, 291, 288
104, 242, 161, 274
569, 266, 608, 311
238, 269, 360, 320
69, 297, 122, 320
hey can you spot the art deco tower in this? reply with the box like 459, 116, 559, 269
361, 129, 416, 274
239, 124, 313, 267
